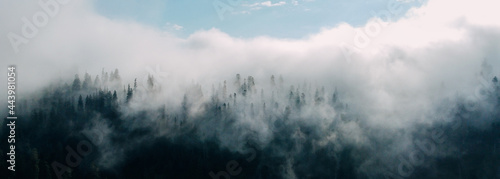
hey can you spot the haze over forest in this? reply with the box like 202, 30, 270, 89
1, 0, 500, 178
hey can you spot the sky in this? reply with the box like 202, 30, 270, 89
93, 0, 426, 38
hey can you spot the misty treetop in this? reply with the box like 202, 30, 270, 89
1, 68, 500, 179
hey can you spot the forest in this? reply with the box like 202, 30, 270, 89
1, 69, 500, 179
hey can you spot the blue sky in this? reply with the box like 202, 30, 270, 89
93, 0, 425, 38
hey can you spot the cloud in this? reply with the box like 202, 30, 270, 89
0, 0, 500, 177
172, 24, 183, 31
244, 1, 287, 11
1, 0, 500, 119
164, 22, 183, 31
260, 1, 286, 7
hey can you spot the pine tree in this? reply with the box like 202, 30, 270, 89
113, 90, 118, 102
103, 72, 109, 84
82, 72, 92, 90
94, 75, 101, 87
77, 95, 84, 111
134, 78, 138, 90
72, 74, 81, 91
114, 69, 121, 81
85, 95, 91, 110
126, 84, 133, 103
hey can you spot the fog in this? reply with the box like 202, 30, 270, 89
1, 0, 500, 178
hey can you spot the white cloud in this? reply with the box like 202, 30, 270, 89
1, 0, 500, 129
261, 1, 286, 7
164, 22, 183, 31
172, 24, 183, 31
244, 1, 287, 11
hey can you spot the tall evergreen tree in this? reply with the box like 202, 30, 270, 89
77, 95, 84, 111
82, 72, 92, 90
72, 74, 81, 91
85, 95, 92, 110
94, 75, 101, 87
114, 69, 121, 81
134, 78, 138, 90
113, 90, 118, 102
126, 84, 133, 103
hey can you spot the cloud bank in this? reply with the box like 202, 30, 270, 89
1, 0, 500, 178
2, 0, 498, 125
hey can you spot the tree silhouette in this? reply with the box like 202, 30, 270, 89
72, 74, 81, 91
94, 75, 101, 87
113, 90, 118, 102
134, 78, 138, 90
82, 72, 92, 90
126, 84, 133, 103
77, 95, 84, 111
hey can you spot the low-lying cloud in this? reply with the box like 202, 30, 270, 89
1, 0, 500, 178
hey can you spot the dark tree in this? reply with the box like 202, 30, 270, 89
134, 78, 138, 90
113, 90, 118, 102
72, 74, 81, 91
77, 95, 84, 111
126, 84, 133, 103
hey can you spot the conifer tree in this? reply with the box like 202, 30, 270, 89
113, 90, 118, 102
72, 74, 81, 91
126, 84, 133, 103
94, 75, 101, 87
82, 72, 92, 90
77, 95, 84, 111
134, 78, 138, 90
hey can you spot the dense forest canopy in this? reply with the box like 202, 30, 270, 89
1, 67, 500, 179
